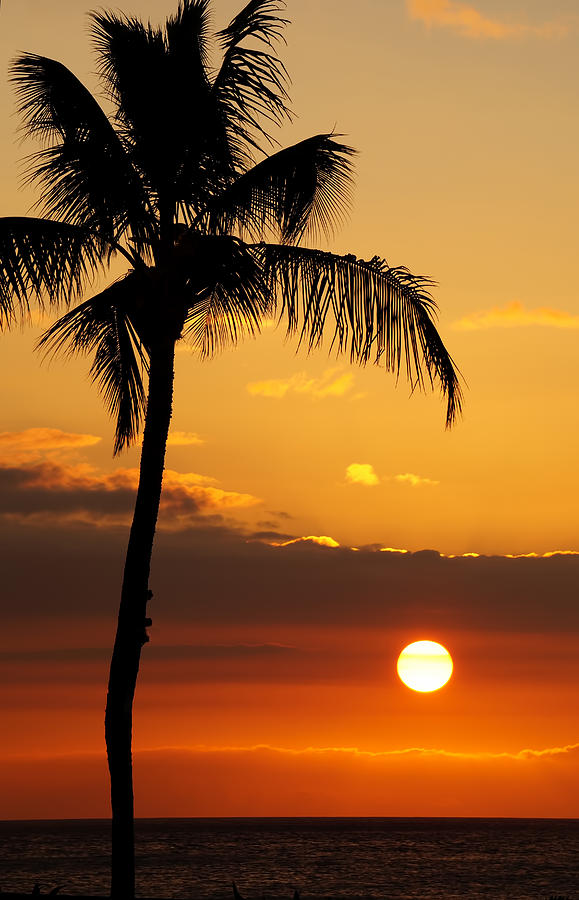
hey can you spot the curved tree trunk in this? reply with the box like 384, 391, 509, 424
105, 335, 176, 898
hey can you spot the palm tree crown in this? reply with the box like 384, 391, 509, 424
1, 0, 461, 443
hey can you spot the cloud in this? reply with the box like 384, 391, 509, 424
148, 740, 579, 763
3, 638, 380, 691
345, 463, 380, 486
166, 431, 204, 447
269, 534, 340, 549
453, 301, 579, 331
2, 516, 579, 633
406, 0, 567, 40
395, 472, 439, 487
0, 642, 298, 665
344, 466, 439, 488
0, 459, 259, 528
247, 369, 354, 400
0, 428, 101, 460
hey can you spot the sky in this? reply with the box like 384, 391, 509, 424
1, 0, 579, 819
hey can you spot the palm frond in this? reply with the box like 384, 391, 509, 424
0, 217, 106, 326
91, 12, 172, 195
165, 0, 239, 206
219, 0, 287, 45
209, 134, 355, 242
213, 0, 291, 164
253, 243, 463, 426
10, 54, 152, 252
91, 12, 166, 120
165, 0, 212, 72
91, 6, 230, 210
38, 274, 149, 453
179, 232, 274, 356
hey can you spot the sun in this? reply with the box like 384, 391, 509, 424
397, 640, 453, 692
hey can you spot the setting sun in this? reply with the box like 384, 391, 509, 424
397, 640, 453, 692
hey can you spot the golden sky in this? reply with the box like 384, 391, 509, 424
1, 0, 579, 818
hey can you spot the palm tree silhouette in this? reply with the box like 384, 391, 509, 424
0, 0, 462, 894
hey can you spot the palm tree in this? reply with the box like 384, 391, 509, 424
0, 0, 462, 894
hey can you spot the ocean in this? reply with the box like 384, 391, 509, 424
0, 818, 577, 900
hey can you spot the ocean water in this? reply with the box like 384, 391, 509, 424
0, 818, 577, 900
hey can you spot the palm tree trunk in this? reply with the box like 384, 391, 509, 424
105, 335, 175, 898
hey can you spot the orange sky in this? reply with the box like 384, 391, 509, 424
1, 0, 579, 819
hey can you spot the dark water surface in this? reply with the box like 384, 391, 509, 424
0, 818, 577, 900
